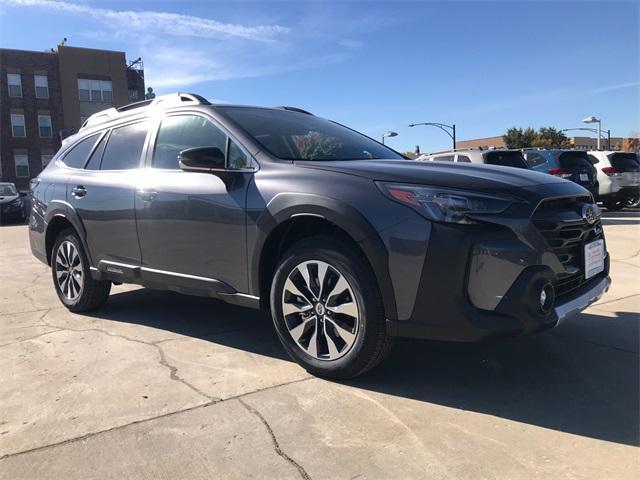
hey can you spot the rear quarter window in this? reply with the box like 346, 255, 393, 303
62, 134, 100, 169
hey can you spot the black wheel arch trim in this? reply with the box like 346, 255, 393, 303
44, 201, 94, 267
250, 192, 398, 320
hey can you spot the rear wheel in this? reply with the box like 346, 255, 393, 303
270, 236, 393, 379
624, 194, 640, 208
52, 229, 111, 312
603, 199, 625, 211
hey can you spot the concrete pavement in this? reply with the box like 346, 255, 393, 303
0, 211, 638, 479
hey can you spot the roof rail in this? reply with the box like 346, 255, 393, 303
274, 106, 314, 115
81, 92, 211, 130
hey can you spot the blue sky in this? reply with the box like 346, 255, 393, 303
1, 0, 638, 152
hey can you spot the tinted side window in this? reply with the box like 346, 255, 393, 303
228, 140, 249, 168
85, 132, 108, 170
62, 134, 100, 168
525, 152, 546, 167
587, 154, 600, 165
434, 155, 454, 162
456, 155, 471, 163
153, 115, 227, 169
100, 122, 148, 170
485, 151, 528, 168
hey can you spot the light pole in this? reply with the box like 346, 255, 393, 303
381, 131, 398, 145
582, 116, 602, 150
560, 127, 611, 150
408, 122, 456, 150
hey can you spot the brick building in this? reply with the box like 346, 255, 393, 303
0, 45, 145, 190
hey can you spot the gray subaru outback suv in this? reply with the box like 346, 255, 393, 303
29, 93, 611, 378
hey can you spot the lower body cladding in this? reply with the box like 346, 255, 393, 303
383, 221, 611, 342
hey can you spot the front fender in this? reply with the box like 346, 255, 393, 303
250, 192, 398, 320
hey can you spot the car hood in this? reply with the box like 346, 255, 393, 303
296, 159, 569, 192
0, 194, 20, 205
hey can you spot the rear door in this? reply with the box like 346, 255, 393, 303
68, 121, 150, 267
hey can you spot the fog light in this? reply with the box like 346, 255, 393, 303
539, 282, 555, 314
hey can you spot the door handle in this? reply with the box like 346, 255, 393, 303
72, 185, 87, 197
136, 188, 157, 201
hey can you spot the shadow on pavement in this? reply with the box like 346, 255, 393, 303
94, 288, 639, 447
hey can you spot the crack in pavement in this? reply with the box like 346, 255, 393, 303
238, 397, 311, 480
0, 377, 312, 461
33, 311, 219, 403
592, 293, 640, 307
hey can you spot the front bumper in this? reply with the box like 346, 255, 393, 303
385, 211, 611, 342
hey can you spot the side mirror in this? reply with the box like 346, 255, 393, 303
178, 147, 226, 172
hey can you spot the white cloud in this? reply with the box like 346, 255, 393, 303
338, 39, 364, 50
8, 0, 289, 42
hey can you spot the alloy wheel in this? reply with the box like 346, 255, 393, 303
281, 260, 360, 361
55, 240, 84, 301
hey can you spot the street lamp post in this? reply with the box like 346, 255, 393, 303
381, 131, 398, 145
560, 127, 611, 150
408, 122, 456, 150
582, 116, 602, 150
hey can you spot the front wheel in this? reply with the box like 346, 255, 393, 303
270, 236, 393, 379
52, 229, 111, 312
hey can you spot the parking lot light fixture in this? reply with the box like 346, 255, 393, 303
382, 131, 398, 145
408, 122, 456, 150
583, 116, 602, 150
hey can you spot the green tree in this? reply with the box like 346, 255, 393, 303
503, 126, 571, 149
534, 127, 571, 148
503, 127, 537, 148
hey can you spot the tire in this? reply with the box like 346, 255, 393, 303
603, 199, 625, 211
270, 236, 393, 379
51, 228, 111, 312
624, 195, 640, 208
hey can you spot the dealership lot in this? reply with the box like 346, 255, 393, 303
0, 212, 638, 479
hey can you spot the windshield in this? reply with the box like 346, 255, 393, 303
0, 184, 18, 196
484, 151, 528, 168
217, 107, 404, 161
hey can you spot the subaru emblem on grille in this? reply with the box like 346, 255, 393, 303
581, 203, 599, 224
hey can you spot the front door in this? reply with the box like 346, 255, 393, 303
135, 113, 252, 293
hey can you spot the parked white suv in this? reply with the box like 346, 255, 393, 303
416, 149, 529, 169
587, 151, 640, 210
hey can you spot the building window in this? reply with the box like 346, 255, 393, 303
38, 115, 53, 138
78, 79, 113, 103
41, 154, 54, 168
10, 114, 26, 137
128, 89, 139, 101
34, 75, 49, 98
14, 154, 30, 178
7, 73, 22, 97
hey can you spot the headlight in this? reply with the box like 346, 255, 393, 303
377, 182, 516, 224
10, 197, 24, 207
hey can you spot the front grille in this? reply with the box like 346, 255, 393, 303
533, 197, 603, 298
